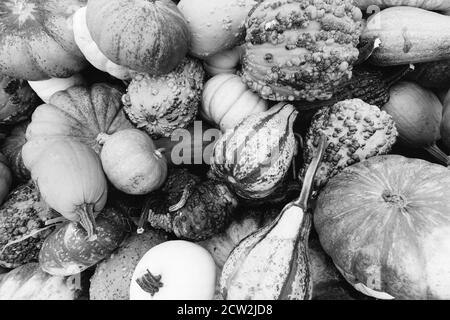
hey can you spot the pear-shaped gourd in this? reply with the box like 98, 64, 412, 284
219, 136, 327, 300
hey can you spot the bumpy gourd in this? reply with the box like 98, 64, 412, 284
241, 0, 364, 101
123, 58, 205, 138
301, 99, 397, 190
211, 103, 298, 200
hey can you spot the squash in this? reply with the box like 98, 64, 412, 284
86, 0, 190, 76
382, 82, 449, 166
354, 0, 450, 14
211, 103, 298, 200
362, 7, 450, 66
240, 0, 364, 101
406, 59, 450, 90
72, 7, 137, 81
0, 121, 30, 183
99, 129, 168, 195
201, 74, 268, 132
130, 240, 216, 300
178, 0, 260, 58
23, 139, 108, 240
0, 75, 40, 126
24, 83, 133, 155
122, 58, 204, 138
90, 229, 169, 300
219, 135, 326, 300
315, 155, 450, 299
0, 0, 87, 80
39, 207, 129, 277
0, 154, 12, 206
203, 47, 243, 76
0, 182, 56, 269
141, 168, 238, 241
28, 74, 87, 104
301, 99, 398, 191
0, 263, 82, 300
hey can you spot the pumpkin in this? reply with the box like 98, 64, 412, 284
201, 74, 268, 132
219, 135, 326, 300
362, 7, 450, 66
178, 0, 260, 58
382, 82, 448, 166
203, 47, 243, 76
130, 240, 216, 300
122, 58, 204, 139
39, 206, 129, 276
240, 0, 364, 101
28, 74, 87, 104
315, 155, 450, 299
354, 0, 450, 14
86, 0, 190, 76
0, 121, 30, 183
0, 0, 88, 80
0, 182, 56, 269
0, 263, 82, 300
141, 168, 238, 241
211, 103, 298, 200
24, 84, 132, 155
0, 75, 40, 126
23, 139, 108, 240
90, 229, 169, 300
0, 154, 12, 206
72, 7, 137, 80
99, 129, 168, 195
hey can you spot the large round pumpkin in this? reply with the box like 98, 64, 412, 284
86, 0, 190, 75
0, 0, 88, 80
315, 155, 450, 300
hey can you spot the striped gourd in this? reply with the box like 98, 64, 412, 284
210, 103, 298, 200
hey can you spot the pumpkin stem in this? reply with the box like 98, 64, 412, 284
78, 204, 98, 241
168, 183, 194, 212
294, 135, 327, 210
96, 133, 110, 146
137, 208, 150, 234
154, 148, 166, 159
384, 64, 414, 88
136, 269, 163, 296
424, 144, 449, 167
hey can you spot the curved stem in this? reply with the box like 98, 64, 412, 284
136, 269, 163, 296
168, 184, 194, 212
424, 144, 449, 167
78, 203, 97, 241
96, 132, 110, 146
137, 206, 150, 235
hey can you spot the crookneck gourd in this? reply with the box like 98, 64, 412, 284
139, 169, 238, 241
219, 136, 327, 300
240, 0, 364, 101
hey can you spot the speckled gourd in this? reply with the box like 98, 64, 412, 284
241, 0, 364, 101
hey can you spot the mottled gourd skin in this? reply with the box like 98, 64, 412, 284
211, 103, 298, 200
315, 155, 450, 299
241, 0, 364, 102
0, 0, 87, 80
301, 99, 397, 190
0, 76, 40, 126
123, 58, 205, 139
0, 182, 56, 269
0, 121, 30, 183
144, 169, 238, 241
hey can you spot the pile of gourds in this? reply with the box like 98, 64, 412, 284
1, 0, 450, 300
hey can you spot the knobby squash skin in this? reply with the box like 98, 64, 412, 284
86, 0, 190, 76
0, 0, 88, 80
362, 7, 450, 66
315, 155, 450, 300
39, 207, 129, 277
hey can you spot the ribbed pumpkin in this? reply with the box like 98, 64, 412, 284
86, 0, 190, 75
201, 74, 268, 132
39, 207, 129, 276
0, 0, 87, 80
240, 0, 364, 101
25, 83, 133, 155
0, 75, 40, 126
211, 103, 298, 200
315, 155, 450, 299
0, 153, 12, 206
0, 121, 30, 183
22, 139, 108, 240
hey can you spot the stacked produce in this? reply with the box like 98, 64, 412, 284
1, 0, 450, 301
